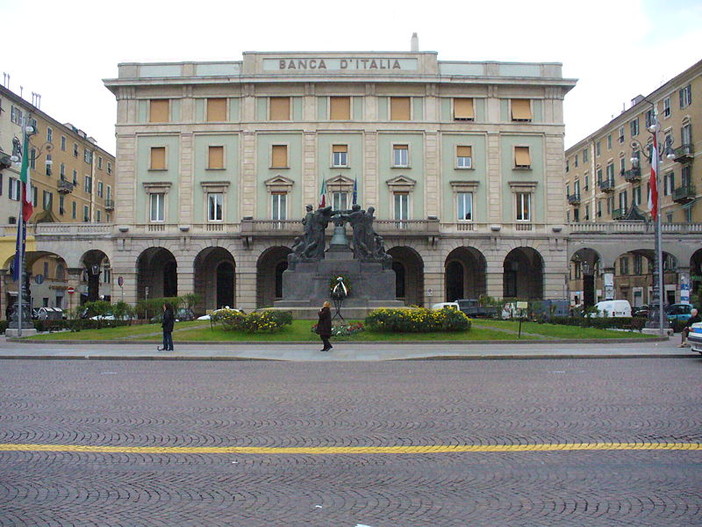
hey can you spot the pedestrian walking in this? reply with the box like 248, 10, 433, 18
158, 303, 175, 351
316, 301, 333, 351
679, 307, 700, 347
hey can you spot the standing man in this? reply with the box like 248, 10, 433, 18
159, 303, 175, 351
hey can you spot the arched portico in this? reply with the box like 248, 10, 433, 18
256, 246, 291, 308
194, 247, 236, 313
444, 247, 487, 302
503, 247, 544, 299
79, 249, 111, 303
387, 246, 424, 306
136, 247, 177, 301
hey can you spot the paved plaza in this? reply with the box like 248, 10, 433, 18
0, 350, 700, 526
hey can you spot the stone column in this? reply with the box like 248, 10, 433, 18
602, 267, 615, 300
236, 270, 257, 312
66, 267, 84, 314
423, 271, 443, 307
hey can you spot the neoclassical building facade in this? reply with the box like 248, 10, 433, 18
98, 50, 577, 312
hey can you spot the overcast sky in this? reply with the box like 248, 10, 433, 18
2, 0, 700, 155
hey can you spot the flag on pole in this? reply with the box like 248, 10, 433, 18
12, 130, 32, 281
20, 140, 33, 222
352, 177, 358, 205
648, 134, 659, 220
319, 178, 326, 208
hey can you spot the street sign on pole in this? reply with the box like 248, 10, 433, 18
67, 287, 75, 295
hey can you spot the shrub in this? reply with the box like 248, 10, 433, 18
212, 309, 293, 333
365, 307, 471, 333
242, 311, 289, 333
211, 308, 246, 331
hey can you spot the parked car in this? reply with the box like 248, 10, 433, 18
592, 300, 632, 318
431, 302, 459, 311
196, 307, 244, 321
457, 299, 499, 318
36, 307, 65, 320
666, 303, 694, 331
687, 321, 702, 354
632, 305, 649, 317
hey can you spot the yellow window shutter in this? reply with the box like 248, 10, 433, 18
150, 147, 166, 170
511, 99, 532, 121
272, 145, 288, 168
457, 146, 472, 157
515, 146, 531, 167
208, 146, 224, 169
269, 97, 291, 120
330, 97, 351, 120
390, 97, 411, 120
206, 98, 227, 121
454, 98, 474, 120
149, 100, 169, 123
332, 144, 348, 153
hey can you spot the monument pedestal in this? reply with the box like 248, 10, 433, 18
274, 246, 403, 319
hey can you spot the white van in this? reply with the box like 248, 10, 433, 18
431, 302, 459, 311
593, 300, 632, 318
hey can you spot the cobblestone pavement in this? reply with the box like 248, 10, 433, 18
0, 358, 700, 526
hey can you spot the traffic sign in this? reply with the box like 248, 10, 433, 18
67, 287, 75, 295
117, 276, 124, 287
34, 274, 44, 285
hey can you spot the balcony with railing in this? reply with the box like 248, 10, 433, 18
672, 144, 694, 163
57, 179, 74, 194
598, 179, 615, 192
104, 199, 114, 211
672, 184, 696, 204
567, 193, 581, 205
622, 167, 641, 182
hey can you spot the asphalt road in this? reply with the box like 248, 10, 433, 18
1, 357, 701, 526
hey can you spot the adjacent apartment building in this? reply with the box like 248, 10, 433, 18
0, 83, 116, 312
101, 49, 576, 312
565, 60, 701, 308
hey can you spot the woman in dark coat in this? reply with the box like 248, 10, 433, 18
159, 303, 175, 351
317, 301, 333, 351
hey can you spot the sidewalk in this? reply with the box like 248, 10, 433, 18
0, 335, 697, 361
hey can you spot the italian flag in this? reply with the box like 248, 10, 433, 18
20, 131, 33, 222
648, 134, 659, 220
319, 178, 327, 208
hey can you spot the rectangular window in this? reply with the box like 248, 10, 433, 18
60, 162, 66, 177
634, 185, 642, 205
457, 192, 473, 221
208, 146, 224, 169
634, 254, 643, 275
8, 178, 20, 201
606, 163, 614, 181
30, 149, 36, 170
73, 143, 79, 157
619, 257, 629, 275
97, 157, 103, 170
514, 146, 531, 169
206, 98, 227, 121
663, 97, 671, 118
583, 148, 589, 162
332, 144, 348, 167
664, 172, 675, 196
83, 205, 90, 222
516, 192, 531, 221
42, 190, 53, 211
679, 84, 692, 108
574, 154, 579, 168
456, 146, 472, 169
45, 155, 52, 176
607, 134, 612, 149
645, 108, 655, 129
107, 186, 112, 200
96, 210, 101, 222
394, 193, 409, 221
72, 170, 78, 186
149, 193, 165, 222
47, 127, 53, 143
271, 193, 286, 220
149, 99, 169, 123
72, 201, 77, 219
107, 162, 112, 175
510, 99, 532, 121
630, 118, 639, 137
60, 136, 66, 151
269, 97, 291, 120
59, 195, 65, 215
84, 175, 93, 193
453, 98, 474, 121
207, 193, 223, 221
330, 96, 351, 120
681, 123, 692, 145
31, 185, 37, 207
10, 106, 23, 125
84, 149, 93, 164
618, 126, 625, 143
390, 97, 411, 121
271, 145, 288, 168
596, 141, 601, 156
150, 147, 166, 170
392, 145, 409, 167
97, 181, 104, 198
619, 190, 628, 210
332, 191, 348, 211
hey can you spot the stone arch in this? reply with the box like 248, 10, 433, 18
79, 249, 112, 303
193, 247, 236, 313
256, 246, 292, 308
611, 248, 679, 306
503, 247, 544, 299
136, 247, 178, 301
444, 247, 487, 302
387, 246, 424, 306
570, 247, 601, 308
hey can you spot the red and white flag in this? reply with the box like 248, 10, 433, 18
319, 179, 326, 208
648, 134, 659, 220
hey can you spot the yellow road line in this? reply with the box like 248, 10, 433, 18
0, 442, 700, 455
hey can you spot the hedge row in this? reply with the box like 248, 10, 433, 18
212, 309, 293, 333
365, 307, 471, 333
546, 316, 648, 331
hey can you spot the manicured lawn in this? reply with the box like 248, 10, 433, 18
26, 318, 654, 342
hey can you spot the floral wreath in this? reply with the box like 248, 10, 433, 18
328, 273, 352, 297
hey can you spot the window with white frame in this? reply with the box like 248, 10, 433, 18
332, 191, 348, 211
664, 172, 675, 196
271, 193, 286, 220
207, 193, 223, 221
394, 193, 409, 221
633, 185, 642, 205
456, 146, 472, 169
619, 190, 628, 211
392, 145, 409, 167
514, 146, 531, 169
332, 145, 348, 167
96, 210, 102, 222
515, 192, 531, 221
45, 154, 52, 176
630, 118, 639, 136
60, 136, 66, 151
149, 193, 165, 222
84, 175, 93, 193
83, 205, 90, 222
681, 123, 692, 146
97, 181, 103, 198
663, 97, 671, 118
457, 192, 473, 221
10, 106, 22, 125
47, 127, 53, 143
9, 177, 20, 200
679, 84, 692, 108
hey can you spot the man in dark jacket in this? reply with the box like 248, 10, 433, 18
317, 301, 333, 351
159, 303, 175, 351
